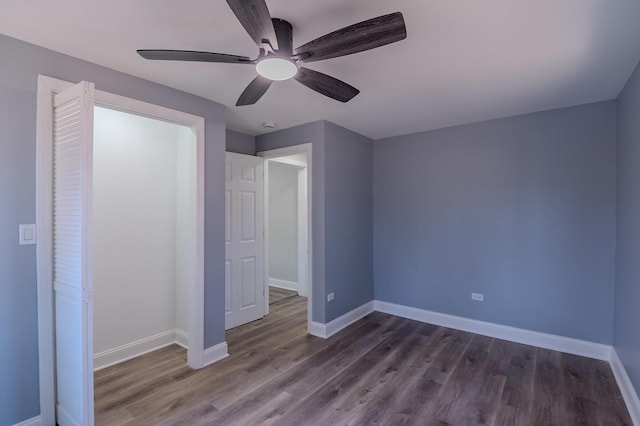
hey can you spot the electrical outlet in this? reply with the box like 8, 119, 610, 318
327, 292, 335, 302
471, 293, 484, 301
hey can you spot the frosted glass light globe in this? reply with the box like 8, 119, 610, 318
256, 57, 297, 81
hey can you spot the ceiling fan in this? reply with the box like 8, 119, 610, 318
137, 0, 407, 106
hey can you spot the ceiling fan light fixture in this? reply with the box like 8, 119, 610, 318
256, 57, 297, 81
137, 1, 407, 105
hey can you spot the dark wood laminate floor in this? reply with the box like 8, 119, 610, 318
269, 286, 298, 305
95, 296, 632, 425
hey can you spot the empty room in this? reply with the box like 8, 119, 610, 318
1, 0, 640, 425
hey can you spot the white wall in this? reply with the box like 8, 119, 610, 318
268, 162, 299, 284
92, 106, 190, 357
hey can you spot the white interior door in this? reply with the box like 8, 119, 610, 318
225, 152, 265, 329
53, 81, 95, 426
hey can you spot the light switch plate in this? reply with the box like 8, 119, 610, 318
19, 224, 37, 245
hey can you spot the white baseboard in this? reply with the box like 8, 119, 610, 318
203, 341, 229, 367
610, 349, 640, 425
175, 329, 189, 349
94, 329, 188, 371
269, 278, 299, 293
13, 415, 41, 426
310, 301, 375, 339
373, 300, 612, 361
308, 321, 327, 338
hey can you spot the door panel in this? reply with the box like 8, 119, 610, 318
225, 260, 232, 315
225, 152, 265, 329
241, 256, 257, 307
240, 191, 256, 241
225, 190, 232, 243
53, 81, 95, 426
241, 163, 256, 182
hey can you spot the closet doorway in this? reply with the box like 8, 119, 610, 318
92, 106, 194, 370
35, 76, 206, 426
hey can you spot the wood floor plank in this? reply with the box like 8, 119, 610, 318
493, 341, 537, 425
269, 286, 298, 304
531, 347, 567, 425
94, 406, 133, 426
423, 327, 476, 386
562, 352, 597, 402
94, 296, 632, 425
466, 344, 510, 424
94, 352, 190, 413
143, 400, 218, 426
94, 345, 181, 391
392, 327, 474, 423
206, 317, 397, 424
564, 395, 600, 426
125, 330, 318, 418
493, 403, 531, 426
428, 334, 497, 424
327, 324, 443, 424
500, 341, 536, 410
272, 320, 424, 425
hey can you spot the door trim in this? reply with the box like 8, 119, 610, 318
36, 75, 206, 425
266, 157, 308, 298
257, 144, 313, 333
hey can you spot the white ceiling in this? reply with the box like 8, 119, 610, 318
2, 0, 640, 139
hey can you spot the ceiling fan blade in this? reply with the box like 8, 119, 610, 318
236, 75, 273, 106
294, 67, 359, 103
226, 0, 279, 50
294, 12, 406, 63
137, 50, 253, 64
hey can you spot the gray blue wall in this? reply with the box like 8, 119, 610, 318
256, 121, 374, 323
615, 60, 640, 398
226, 129, 255, 155
324, 122, 374, 322
0, 35, 226, 425
373, 102, 617, 344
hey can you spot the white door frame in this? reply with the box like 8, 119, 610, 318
35, 75, 206, 425
257, 144, 313, 332
264, 157, 308, 298
297, 165, 308, 298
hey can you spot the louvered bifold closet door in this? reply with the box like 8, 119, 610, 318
53, 81, 95, 426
